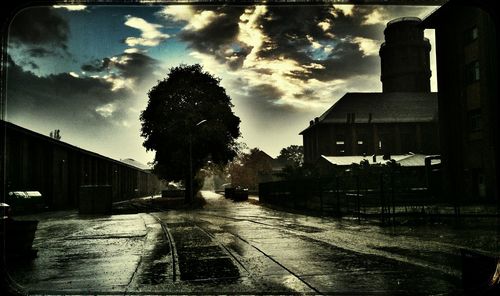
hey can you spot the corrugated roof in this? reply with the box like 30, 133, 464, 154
396, 154, 440, 167
2, 120, 150, 172
300, 92, 437, 134
319, 153, 439, 167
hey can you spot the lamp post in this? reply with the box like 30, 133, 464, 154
188, 119, 207, 204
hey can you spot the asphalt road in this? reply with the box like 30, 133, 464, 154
7, 191, 499, 294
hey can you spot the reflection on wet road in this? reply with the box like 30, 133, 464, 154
8, 191, 499, 294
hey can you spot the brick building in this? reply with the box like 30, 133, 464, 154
301, 17, 439, 164
423, 0, 498, 202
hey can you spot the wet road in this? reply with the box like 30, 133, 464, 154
8, 191, 499, 294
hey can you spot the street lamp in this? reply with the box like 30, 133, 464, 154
188, 119, 207, 204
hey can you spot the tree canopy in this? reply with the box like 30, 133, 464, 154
276, 145, 304, 167
140, 64, 240, 198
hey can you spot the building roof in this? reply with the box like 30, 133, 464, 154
319, 153, 440, 167
422, 0, 487, 28
300, 92, 437, 134
2, 120, 151, 172
255, 150, 286, 170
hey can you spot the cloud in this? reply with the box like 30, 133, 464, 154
81, 52, 160, 86
53, 5, 87, 11
153, 4, 437, 155
9, 7, 69, 49
124, 16, 169, 47
6, 55, 131, 128
82, 57, 112, 72
6, 55, 158, 164
162, 5, 250, 68
352, 36, 382, 56
24, 47, 55, 58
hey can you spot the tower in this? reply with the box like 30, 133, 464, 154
380, 17, 431, 93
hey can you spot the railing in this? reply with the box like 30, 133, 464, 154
259, 171, 495, 224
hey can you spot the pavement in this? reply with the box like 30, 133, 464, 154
4, 191, 500, 295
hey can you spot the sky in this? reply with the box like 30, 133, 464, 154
5, 3, 438, 166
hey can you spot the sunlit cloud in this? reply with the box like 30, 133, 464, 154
352, 37, 382, 56
187, 10, 219, 31
363, 9, 385, 25
124, 48, 145, 54
161, 6, 222, 31
124, 16, 169, 47
318, 20, 331, 32
334, 5, 355, 17
103, 74, 134, 91
96, 103, 116, 118
53, 5, 87, 11
238, 6, 268, 68
160, 5, 194, 22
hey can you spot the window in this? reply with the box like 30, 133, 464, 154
468, 109, 482, 132
465, 61, 480, 83
336, 136, 345, 154
357, 140, 363, 145
346, 113, 356, 123
464, 26, 479, 44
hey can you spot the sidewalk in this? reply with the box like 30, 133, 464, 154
6, 211, 164, 293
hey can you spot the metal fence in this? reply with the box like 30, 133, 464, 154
258, 170, 473, 223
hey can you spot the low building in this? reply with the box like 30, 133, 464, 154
1, 120, 163, 209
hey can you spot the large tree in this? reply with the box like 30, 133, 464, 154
140, 64, 240, 202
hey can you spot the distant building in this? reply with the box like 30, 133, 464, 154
120, 158, 151, 171
423, 0, 498, 201
301, 18, 439, 164
254, 150, 287, 184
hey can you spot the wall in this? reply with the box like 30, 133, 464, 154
1, 121, 163, 210
302, 122, 440, 164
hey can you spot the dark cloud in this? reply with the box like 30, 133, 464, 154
172, 5, 430, 84
25, 47, 57, 58
6, 55, 130, 129
257, 6, 333, 57
294, 89, 320, 101
81, 57, 112, 72
27, 61, 39, 70
178, 6, 250, 68
227, 46, 253, 70
172, 5, 391, 82
250, 84, 284, 103
115, 53, 159, 82
255, 5, 385, 81
81, 53, 160, 85
9, 7, 69, 49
